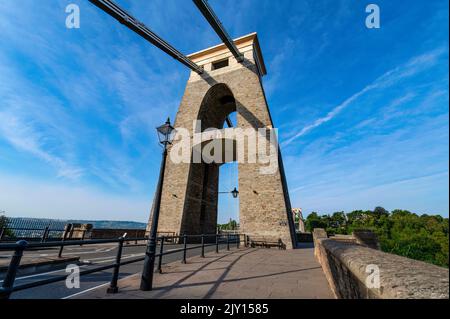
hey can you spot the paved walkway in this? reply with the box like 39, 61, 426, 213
73, 247, 334, 299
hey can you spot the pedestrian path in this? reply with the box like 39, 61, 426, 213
73, 246, 334, 299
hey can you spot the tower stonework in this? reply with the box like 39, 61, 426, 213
147, 33, 296, 248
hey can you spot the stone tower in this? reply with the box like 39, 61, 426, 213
146, 33, 296, 248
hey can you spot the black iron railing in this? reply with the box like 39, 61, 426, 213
0, 226, 66, 242
0, 233, 244, 299
0, 217, 67, 241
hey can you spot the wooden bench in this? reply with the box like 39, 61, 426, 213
157, 232, 177, 243
250, 238, 286, 250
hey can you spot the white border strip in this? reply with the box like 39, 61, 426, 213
62, 273, 140, 299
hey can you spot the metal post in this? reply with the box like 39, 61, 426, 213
41, 226, 49, 243
140, 146, 168, 291
157, 236, 165, 274
201, 234, 205, 258
237, 234, 240, 249
69, 225, 75, 239
215, 234, 219, 253
0, 240, 28, 299
80, 229, 86, 246
182, 234, 187, 264
227, 233, 230, 251
107, 237, 125, 294
0, 227, 6, 241
58, 223, 72, 258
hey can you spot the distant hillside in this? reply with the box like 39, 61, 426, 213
3, 216, 147, 230
69, 220, 147, 229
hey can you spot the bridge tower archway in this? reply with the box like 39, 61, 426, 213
146, 33, 296, 248
182, 83, 237, 236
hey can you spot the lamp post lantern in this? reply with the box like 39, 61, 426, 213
219, 187, 239, 198
140, 118, 174, 291
231, 187, 239, 199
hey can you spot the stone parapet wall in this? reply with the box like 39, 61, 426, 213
352, 230, 381, 250
68, 225, 146, 240
296, 232, 313, 243
313, 228, 449, 299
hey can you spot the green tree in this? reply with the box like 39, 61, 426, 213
373, 206, 389, 218
305, 212, 327, 232
0, 214, 13, 238
305, 208, 449, 268
329, 212, 347, 234
218, 219, 238, 231
0, 215, 7, 229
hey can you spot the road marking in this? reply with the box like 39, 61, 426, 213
1, 247, 113, 258
95, 253, 145, 264
93, 246, 117, 253
61, 282, 110, 299
65, 244, 117, 251
0, 264, 89, 282
62, 273, 140, 299
83, 253, 145, 264
20, 247, 118, 258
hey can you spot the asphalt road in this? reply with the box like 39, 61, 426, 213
0, 241, 231, 299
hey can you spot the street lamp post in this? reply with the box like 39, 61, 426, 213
218, 187, 239, 232
140, 118, 175, 291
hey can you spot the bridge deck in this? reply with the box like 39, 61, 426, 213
72, 246, 334, 299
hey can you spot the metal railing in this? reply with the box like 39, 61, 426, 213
1, 217, 67, 241
0, 226, 66, 242
2, 217, 67, 231
0, 233, 244, 299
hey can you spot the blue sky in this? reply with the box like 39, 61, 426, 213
0, 0, 448, 223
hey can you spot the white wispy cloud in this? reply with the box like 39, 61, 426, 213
281, 48, 446, 147
300, 171, 449, 217
263, 38, 296, 96
0, 0, 185, 191
0, 172, 150, 222
0, 54, 85, 180
285, 103, 449, 216
0, 111, 83, 180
